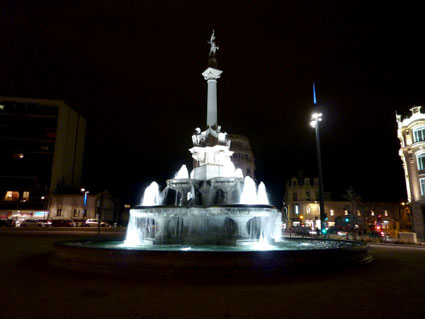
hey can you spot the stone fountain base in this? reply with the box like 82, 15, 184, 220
49, 238, 371, 276
125, 204, 282, 246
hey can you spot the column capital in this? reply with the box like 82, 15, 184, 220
202, 67, 223, 80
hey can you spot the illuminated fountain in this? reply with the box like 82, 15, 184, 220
50, 31, 370, 274
124, 31, 281, 248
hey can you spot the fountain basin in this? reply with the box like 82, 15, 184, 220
49, 239, 371, 275
126, 204, 282, 246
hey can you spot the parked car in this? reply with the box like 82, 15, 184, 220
20, 219, 46, 227
327, 226, 348, 236
50, 219, 76, 227
291, 226, 312, 236
0, 219, 15, 227
368, 231, 391, 239
84, 219, 109, 227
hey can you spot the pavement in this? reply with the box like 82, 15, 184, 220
1, 229, 425, 319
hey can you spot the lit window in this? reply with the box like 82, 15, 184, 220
306, 191, 311, 201
5, 191, 19, 201
12, 153, 25, 159
307, 207, 311, 214
330, 210, 334, 216
22, 192, 29, 200
0, 104, 4, 110
417, 153, 425, 170
420, 178, 425, 196
371, 211, 375, 216
357, 210, 361, 216
344, 210, 348, 216
295, 204, 299, 215
384, 210, 388, 217
414, 127, 425, 143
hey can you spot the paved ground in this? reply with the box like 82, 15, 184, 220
1, 230, 424, 319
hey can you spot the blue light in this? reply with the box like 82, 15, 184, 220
321, 229, 327, 234
84, 192, 88, 206
313, 82, 317, 105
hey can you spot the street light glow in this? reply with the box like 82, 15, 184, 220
310, 112, 323, 128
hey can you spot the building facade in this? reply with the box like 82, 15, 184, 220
0, 97, 86, 221
397, 106, 425, 240
283, 175, 410, 236
228, 134, 256, 178
48, 191, 116, 225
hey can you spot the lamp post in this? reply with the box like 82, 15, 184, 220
310, 83, 326, 234
310, 112, 326, 234
81, 188, 89, 227
41, 196, 48, 220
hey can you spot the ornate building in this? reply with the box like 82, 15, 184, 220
397, 106, 425, 240
283, 174, 410, 236
228, 134, 255, 179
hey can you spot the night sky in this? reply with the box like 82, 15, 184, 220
1, 1, 424, 206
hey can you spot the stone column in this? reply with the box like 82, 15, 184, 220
202, 67, 223, 128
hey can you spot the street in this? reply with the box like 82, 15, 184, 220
0, 230, 424, 319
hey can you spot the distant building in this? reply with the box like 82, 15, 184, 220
48, 191, 116, 225
283, 174, 411, 236
0, 97, 86, 220
397, 106, 425, 240
228, 134, 255, 178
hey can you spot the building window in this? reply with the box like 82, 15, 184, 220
306, 207, 311, 214
371, 211, 374, 216
414, 127, 425, 143
305, 192, 311, 201
12, 153, 24, 159
73, 209, 78, 217
57, 209, 62, 217
246, 168, 251, 176
357, 210, 361, 216
330, 210, 334, 216
293, 192, 298, 201
344, 210, 348, 216
295, 204, 299, 215
23, 192, 30, 200
5, 191, 19, 201
417, 153, 425, 170
420, 178, 425, 196
384, 210, 388, 217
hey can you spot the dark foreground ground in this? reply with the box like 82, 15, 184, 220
1, 230, 424, 319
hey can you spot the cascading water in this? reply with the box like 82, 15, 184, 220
141, 182, 161, 206
239, 176, 258, 204
257, 182, 269, 205
235, 168, 244, 178
175, 165, 189, 179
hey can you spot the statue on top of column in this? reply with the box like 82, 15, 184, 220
208, 30, 219, 56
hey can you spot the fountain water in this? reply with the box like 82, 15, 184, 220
141, 182, 161, 206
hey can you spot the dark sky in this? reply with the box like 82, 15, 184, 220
1, 1, 424, 205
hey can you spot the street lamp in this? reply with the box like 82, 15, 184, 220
81, 188, 89, 226
41, 196, 48, 220
310, 83, 326, 234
